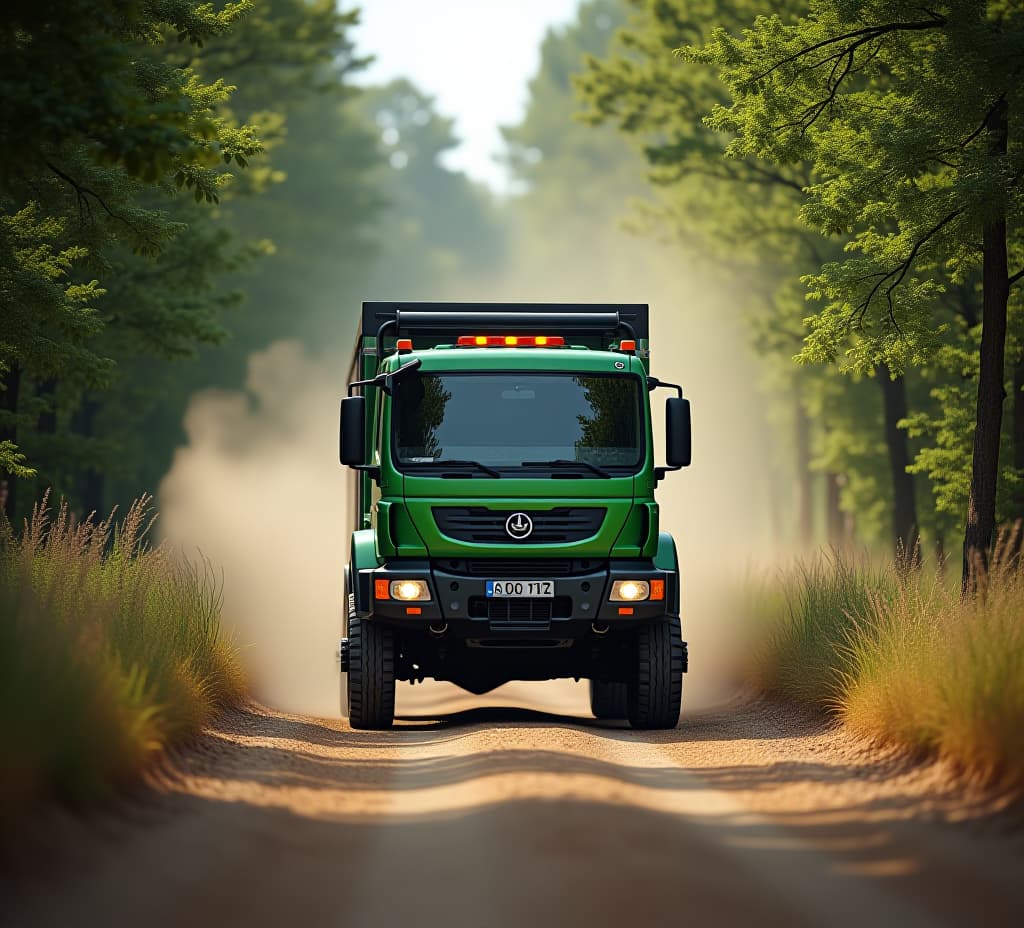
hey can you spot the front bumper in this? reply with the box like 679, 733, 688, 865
357, 558, 676, 634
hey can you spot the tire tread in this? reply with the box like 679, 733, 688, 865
627, 615, 683, 730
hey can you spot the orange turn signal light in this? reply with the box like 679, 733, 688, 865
457, 335, 565, 348
405, 606, 422, 615
396, 338, 413, 353
618, 607, 634, 616
650, 579, 665, 601
619, 339, 636, 352
374, 579, 390, 600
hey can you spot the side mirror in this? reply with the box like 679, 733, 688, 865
340, 396, 366, 466
665, 397, 691, 468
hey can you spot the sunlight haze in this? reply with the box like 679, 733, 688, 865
353, 0, 582, 191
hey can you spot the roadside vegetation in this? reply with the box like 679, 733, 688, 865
0, 497, 244, 823
745, 550, 1024, 791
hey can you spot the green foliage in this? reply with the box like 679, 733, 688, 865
1, 0, 388, 519
0, 0, 267, 486
0, 0, 259, 194
90, 0, 381, 508
582, 0, 1024, 555
690, 1, 1024, 372
0, 497, 244, 820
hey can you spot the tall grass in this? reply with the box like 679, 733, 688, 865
742, 553, 897, 707
0, 496, 245, 821
745, 551, 1024, 792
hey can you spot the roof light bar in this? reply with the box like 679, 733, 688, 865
456, 335, 565, 348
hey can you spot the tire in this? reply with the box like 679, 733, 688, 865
589, 680, 628, 719
347, 612, 396, 730
627, 615, 683, 730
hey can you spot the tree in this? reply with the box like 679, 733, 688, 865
0, 0, 263, 518
359, 79, 504, 302
92, 1, 383, 508
578, 0, 928, 558
1, 1, 384, 517
691, 0, 1024, 586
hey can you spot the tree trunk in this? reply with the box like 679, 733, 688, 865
963, 99, 1010, 593
825, 471, 844, 548
793, 395, 814, 548
73, 394, 104, 517
37, 378, 57, 435
1, 364, 22, 522
878, 366, 921, 569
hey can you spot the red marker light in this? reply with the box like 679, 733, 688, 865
619, 339, 637, 352
396, 338, 413, 353
406, 606, 422, 615
456, 335, 565, 348
618, 607, 635, 616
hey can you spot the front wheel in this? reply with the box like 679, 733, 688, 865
347, 613, 396, 730
589, 680, 628, 719
627, 615, 683, 730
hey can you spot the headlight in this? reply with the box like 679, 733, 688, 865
390, 579, 430, 601
610, 580, 650, 602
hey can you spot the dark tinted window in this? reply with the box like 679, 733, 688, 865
392, 373, 642, 469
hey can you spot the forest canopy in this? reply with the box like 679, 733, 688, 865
2, 0, 1022, 589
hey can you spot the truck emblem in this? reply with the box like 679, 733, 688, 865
614, 361, 625, 369
505, 512, 534, 540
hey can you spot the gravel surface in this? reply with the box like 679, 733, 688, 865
4, 680, 1023, 927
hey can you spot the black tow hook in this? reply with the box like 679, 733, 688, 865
339, 637, 351, 672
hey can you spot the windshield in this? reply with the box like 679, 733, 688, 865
392, 372, 643, 472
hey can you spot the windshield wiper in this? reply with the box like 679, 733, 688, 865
522, 459, 612, 479
419, 459, 502, 478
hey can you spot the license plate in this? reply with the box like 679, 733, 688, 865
486, 580, 554, 598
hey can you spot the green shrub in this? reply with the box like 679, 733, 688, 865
0, 496, 244, 822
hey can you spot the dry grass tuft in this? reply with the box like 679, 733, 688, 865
745, 548, 1024, 792
0, 495, 245, 822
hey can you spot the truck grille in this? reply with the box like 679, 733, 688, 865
465, 559, 574, 577
433, 508, 605, 544
468, 595, 573, 631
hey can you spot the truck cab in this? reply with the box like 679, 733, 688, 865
339, 302, 690, 729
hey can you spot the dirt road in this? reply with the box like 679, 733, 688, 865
6, 681, 1023, 927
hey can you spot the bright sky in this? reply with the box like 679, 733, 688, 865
352, 0, 582, 192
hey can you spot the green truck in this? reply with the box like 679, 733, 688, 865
338, 302, 690, 730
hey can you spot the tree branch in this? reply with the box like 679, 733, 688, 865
45, 160, 156, 249
855, 209, 963, 332
748, 15, 946, 85
1010, 267, 1024, 288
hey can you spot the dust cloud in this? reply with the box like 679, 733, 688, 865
159, 340, 349, 716
158, 262, 778, 717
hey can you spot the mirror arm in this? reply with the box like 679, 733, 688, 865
351, 464, 381, 484
646, 376, 683, 398
348, 358, 422, 396
348, 372, 391, 397
653, 465, 681, 486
